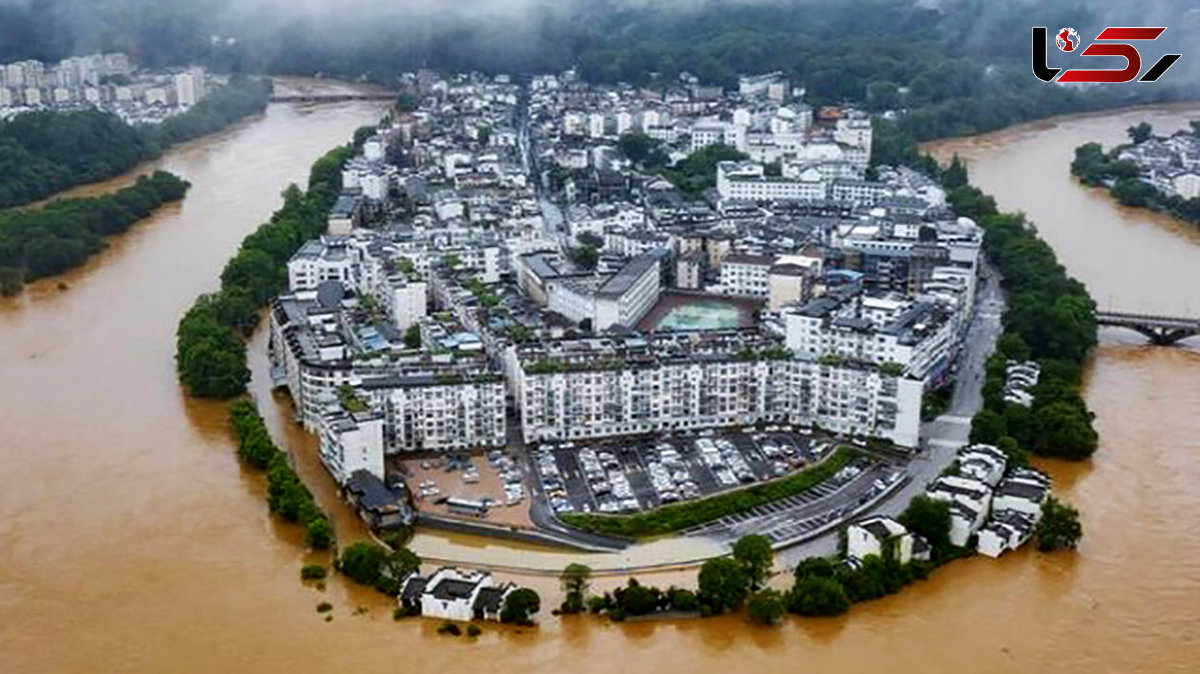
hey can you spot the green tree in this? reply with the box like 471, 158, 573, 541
732, 534, 774, 590
865, 80, 901, 111
969, 409, 1007, 445
898, 495, 952, 558
1033, 401, 1099, 460
306, 516, 333, 549
617, 132, 664, 167
617, 579, 659, 616
1127, 122, 1153, 144
338, 541, 388, 586
374, 547, 422, 595
787, 575, 850, 616
746, 589, 785, 625
1036, 496, 1083, 551
569, 245, 599, 270
996, 333, 1031, 362
500, 587, 541, 625
793, 556, 837, 582
395, 91, 418, 112
0, 266, 23, 295
404, 324, 421, 349
559, 563, 592, 614
941, 154, 968, 189
697, 557, 749, 614
667, 587, 699, 612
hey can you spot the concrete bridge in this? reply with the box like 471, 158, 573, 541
1095, 310, 1200, 345
269, 93, 396, 103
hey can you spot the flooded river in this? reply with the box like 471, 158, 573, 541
2, 98, 1199, 672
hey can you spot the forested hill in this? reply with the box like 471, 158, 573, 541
0, 110, 152, 209
0, 77, 270, 210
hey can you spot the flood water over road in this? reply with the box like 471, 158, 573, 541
2, 99, 1199, 673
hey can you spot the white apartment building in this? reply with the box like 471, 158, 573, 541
784, 292, 956, 384
721, 252, 775, 297
287, 237, 357, 291
588, 112, 606, 138
173, 67, 205, 107
318, 410, 386, 484
360, 374, 507, 452
510, 333, 922, 447
716, 161, 827, 202
594, 254, 660, 331
379, 274, 427, 332
269, 290, 506, 453
690, 123, 728, 152
835, 111, 873, 153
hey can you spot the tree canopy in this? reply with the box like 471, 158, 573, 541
732, 534, 774, 590
1036, 496, 1084, 552
697, 557, 749, 615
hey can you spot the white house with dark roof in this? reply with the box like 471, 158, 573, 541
846, 516, 914, 564
958, 444, 1007, 487
400, 567, 516, 622
927, 475, 992, 547
977, 510, 1037, 558
991, 471, 1050, 520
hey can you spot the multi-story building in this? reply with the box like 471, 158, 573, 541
287, 237, 359, 291
545, 253, 661, 331
716, 161, 827, 202
318, 410, 386, 483
721, 252, 775, 297
269, 290, 506, 453
509, 330, 921, 447
783, 289, 956, 385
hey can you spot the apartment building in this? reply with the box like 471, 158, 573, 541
784, 289, 956, 385
509, 330, 921, 447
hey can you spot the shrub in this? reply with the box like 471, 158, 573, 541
787, 575, 850, 617
500, 588, 541, 625
747, 589, 785, 626
316, 602, 333, 613
467, 624, 482, 637
1036, 496, 1083, 551
437, 621, 461, 636
301, 564, 327, 581
667, 587, 699, 612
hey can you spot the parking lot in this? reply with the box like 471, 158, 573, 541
530, 428, 825, 517
395, 449, 531, 527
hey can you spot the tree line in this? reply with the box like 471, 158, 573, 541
0, 171, 189, 295
0, 77, 270, 210
175, 143, 354, 398
228, 399, 332, 549
928, 158, 1100, 462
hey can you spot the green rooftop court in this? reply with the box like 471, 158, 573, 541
638, 292, 760, 332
